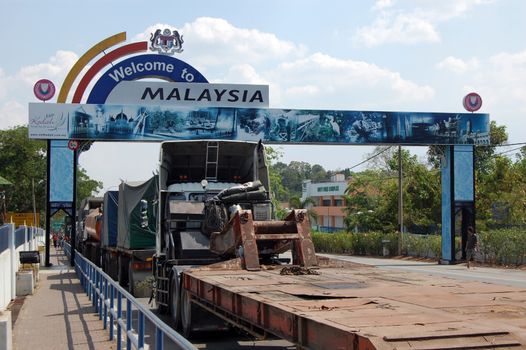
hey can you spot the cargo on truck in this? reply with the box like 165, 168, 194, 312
79, 177, 157, 297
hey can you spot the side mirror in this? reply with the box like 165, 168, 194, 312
140, 199, 148, 228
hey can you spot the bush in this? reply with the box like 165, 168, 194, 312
401, 233, 441, 259
312, 228, 526, 266
312, 231, 399, 256
478, 229, 526, 265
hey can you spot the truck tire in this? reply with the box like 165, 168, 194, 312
118, 256, 128, 288
180, 288, 194, 338
101, 251, 106, 272
169, 270, 181, 329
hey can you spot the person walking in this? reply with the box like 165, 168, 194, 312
466, 226, 478, 269
52, 232, 58, 249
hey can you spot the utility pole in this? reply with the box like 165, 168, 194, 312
32, 178, 37, 227
398, 146, 404, 251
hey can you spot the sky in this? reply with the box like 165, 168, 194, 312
1, 0, 526, 192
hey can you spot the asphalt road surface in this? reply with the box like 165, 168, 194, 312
319, 254, 526, 288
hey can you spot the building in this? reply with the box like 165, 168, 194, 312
301, 174, 348, 232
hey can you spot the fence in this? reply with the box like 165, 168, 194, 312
63, 242, 197, 350
0, 224, 44, 310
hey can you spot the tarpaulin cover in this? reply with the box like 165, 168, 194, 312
117, 176, 157, 249
216, 180, 267, 203
84, 208, 102, 241
101, 191, 118, 247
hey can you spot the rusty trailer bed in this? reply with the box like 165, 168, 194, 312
182, 256, 526, 350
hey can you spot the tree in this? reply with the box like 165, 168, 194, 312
265, 146, 289, 202
0, 126, 103, 226
343, 147, 441, 233
343, 170, 384, 232
310, 164, 327, 182
0, 126, 47, 213
76, 167, 103, 207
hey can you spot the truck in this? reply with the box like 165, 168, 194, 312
151, 139, 526, 349
79, 178, 157, 297
77, 196, 103, 266
76, 139, 525, 349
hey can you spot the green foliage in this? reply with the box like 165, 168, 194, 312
0, 126, 47, 213
312, 231, 399, 256
76, 167, 103, 207
313, 228, 526, 266
0, 126, 104, 226
401, 233, 441, 258
265, 146, 289, 207
478, 229, 526, 265
344, 148, 440, 233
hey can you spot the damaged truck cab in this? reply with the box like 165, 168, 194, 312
153, 140, 272, 335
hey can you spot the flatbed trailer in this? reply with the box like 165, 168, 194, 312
182, 256, 526, 350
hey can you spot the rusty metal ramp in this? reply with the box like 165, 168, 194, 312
382, 330, 521, 349
182, 257, 526, 349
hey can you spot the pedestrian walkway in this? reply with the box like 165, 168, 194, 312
12, 245, 116, 349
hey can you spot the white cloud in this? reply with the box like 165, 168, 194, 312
355, 0, 494, 47
0, 51, 78, 129
221, 64, 270, 85
0, 101, 27, 127
483, 50, 526, 110
0, 68, 8, 99
373, 0, 394, 11
267, 53, 434, 109
431, 49, 526, 143
285, 85, 320, 97
437, 56, 479, 73
133, 18, 307, 68
354, 13, 440, 47
428, 0, 496, 22
16, 50, 77, 86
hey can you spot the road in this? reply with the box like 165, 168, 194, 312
320, 254, 526, 288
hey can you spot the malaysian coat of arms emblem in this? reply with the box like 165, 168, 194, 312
150, 28, 184, 55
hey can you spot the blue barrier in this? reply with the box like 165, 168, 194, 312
15, 226, 26, 248
63, 242, 197, 350
0, 225, 9, 253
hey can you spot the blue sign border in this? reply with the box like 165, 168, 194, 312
87, 54, 209, 104
29, 103, 490, 146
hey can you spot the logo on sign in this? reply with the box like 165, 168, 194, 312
463, 92, 482, 112
33, 79, 56, 101
150, 28, 184, 55
67, 140, 79, 151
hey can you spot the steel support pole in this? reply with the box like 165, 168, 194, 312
45, 140, 51, 266
398, 146, 404, 254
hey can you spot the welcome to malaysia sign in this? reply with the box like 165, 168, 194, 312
105, 81, 269, 108
29, 102, 490, 145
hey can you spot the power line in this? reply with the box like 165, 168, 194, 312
496, 146, 524, 156
495, 142, 526, 147
348, 146, 392, 170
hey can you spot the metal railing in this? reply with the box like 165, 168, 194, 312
63, 242, 196, 350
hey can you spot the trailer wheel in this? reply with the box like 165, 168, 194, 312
180, 289, 194, 338
169, 270, 181, 329
118, 256, 128, 288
